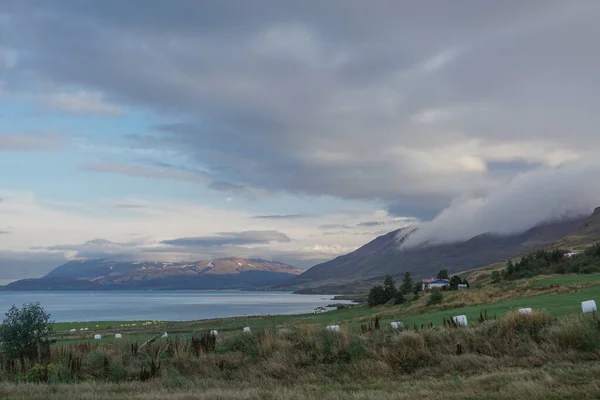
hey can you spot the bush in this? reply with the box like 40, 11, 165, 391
0, 303, 54, 363
368, 285, 387, 307
426, 289, 443, 306
394, 291, 405, 305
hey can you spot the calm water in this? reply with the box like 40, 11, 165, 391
0, 291, 351, 322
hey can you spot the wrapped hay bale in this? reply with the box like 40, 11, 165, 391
94, 334, 101, 340
581, 300, 597, 314
243, 327, 251, 333
115, 333, 122, 339
326, 325, 340, 332
519, 308, 533, 314
390, 321, 404, 329
210, 330, 218, 336
452, 315, 468, 326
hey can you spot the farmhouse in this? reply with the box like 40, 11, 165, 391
422, 278, 450, 291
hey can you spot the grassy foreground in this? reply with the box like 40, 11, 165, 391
3, 311, 600, 399
3, 273, 600, 399
3, 362, 600, 399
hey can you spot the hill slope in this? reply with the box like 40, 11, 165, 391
283, 214, 594, 293
4, 258, 302, 290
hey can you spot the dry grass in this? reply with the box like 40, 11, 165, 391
2, 311, 600, 400
2, 362, 600, 399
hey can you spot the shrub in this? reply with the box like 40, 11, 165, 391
394, 291, 405, 305
426, 288, 443, 306
0, 303, 54, 364
368, 286, 387, 307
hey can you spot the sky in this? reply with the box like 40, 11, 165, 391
1, 1, 600, 279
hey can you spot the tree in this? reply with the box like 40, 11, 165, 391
449, 275, 463, 290
368, 286, 387, 307
0, 303, 54, 364
394, 291, 405, 305
412, 281, 422, 295
436, 269, 449, 280
491, 271, 502, 283
426, 288, 443, 306
401, 272, 413, 294
506, 259, 515, 276
383, 275, 397, 301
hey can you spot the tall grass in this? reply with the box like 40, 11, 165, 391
1, 312, 599, 386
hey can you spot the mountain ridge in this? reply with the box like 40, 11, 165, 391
283, 211, 600, 293
3, 257, 302, 291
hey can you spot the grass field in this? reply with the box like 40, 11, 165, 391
48, 274, 600, 342
3, 273, 600, 399
48, 273, 600, 347
3, 361, 600, 399
531, 273, 600, 287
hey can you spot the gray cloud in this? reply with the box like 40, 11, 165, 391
0, 133, 65, 151
0, 229, 10, 235
38, 90, 123, 116
3, 1, 600, 220
161, 230, 291, 247
356, 221, 385, 227
82, 162, 211, 183
252, 214, 313, 220
319, 224, 352, 230
0, 250, 67, 279
82, 162, 263, 197
46, 238, 138, 251
403, 162, 600, 248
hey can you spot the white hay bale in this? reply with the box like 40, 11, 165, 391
582, 300, 597, 314
326, 325, 340, 332
69, 328, 76, 332
83, 327, 89, 331
452, 315, 468, 326
519, 308, 533, 315
243, 327, 251, 333
161, 332, 168, 338
390, 321, 404, 329
115, 333, 122, 339
210, 330, 218, 336
94, 334, 101, 340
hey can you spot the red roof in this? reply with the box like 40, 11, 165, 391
423, 278, 449, 284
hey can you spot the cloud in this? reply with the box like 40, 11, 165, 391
403, 161, 600, 247
319, 224, 353, 230
161, 230, 291, 248
82, 162, 265, 197
0, 190, 417, 276
4, 1, 599, 216
82, 162, 211, 183
0, 229, 10, 235
3, 2, 600, 276
0, 133, 65, 151
0, 250, 67, 279
38, 90, 123, 116
356, 221, 385, 227
252, 214, 313, 220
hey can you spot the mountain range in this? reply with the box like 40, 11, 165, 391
3, 257, 302, 291
5, 208, 600, 293
280, 207, 600, 293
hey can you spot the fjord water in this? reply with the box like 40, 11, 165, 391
0, 290, 350, 322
